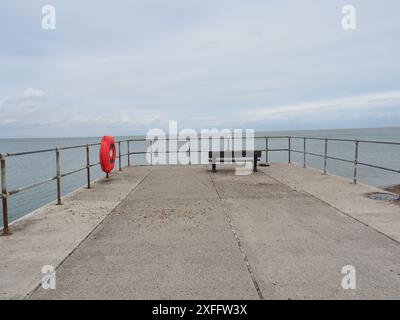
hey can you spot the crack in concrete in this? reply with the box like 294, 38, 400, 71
208, 172, 265, 300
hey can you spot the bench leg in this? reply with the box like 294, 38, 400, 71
253, 155, 258, 172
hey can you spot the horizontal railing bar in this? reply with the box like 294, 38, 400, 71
61, 167, 86, 178
89, 162, 100, 168
7, 176, 57, 196
5, 148, 57, 157
116, 153, 129, 159
303, 151, 324, 158
291, 150, 354, 164
264, 148, 289, 152
60, 143, 100, 151
290, 136, 400, 145
290, 136, 355, 142
325, 155, 354, 164
357, 161, 400, 173
257, 136, 289, 139
3, 140, 133, 157
351, 139, 400, 146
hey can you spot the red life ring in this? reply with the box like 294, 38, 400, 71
99, 136, 116, 173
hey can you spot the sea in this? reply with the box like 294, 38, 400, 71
1, 127, 400, 227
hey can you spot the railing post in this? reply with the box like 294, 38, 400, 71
55, 147, 62, 205
231, 132, 234, 163
353, 140, 359, 184
166, 136, 169, 165
324, 139, 328, 175
86, 145, 91, 189
1, 154, 10, 236
127, 140, 130, 167
150, 140, 153, 166
187, 137, 191, 165
265, 137, 269, 164
118, 141, 122, 171
303, 138, 306, 168
131, 141, 134, 166
288, 137, 291, 164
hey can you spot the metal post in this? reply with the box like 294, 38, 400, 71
1, 154, 10, 236
166, 136, 169, 165
253, 152, 258, 172
324, 139, 328, 175
55, 147, 62, 205
303, 138, 306, 168
86, 145, 91, 189
231, 132, 234, 163
118, 141, 122, 171
353, 141, 359, 184
288, 137, 291, 164
265, 137, 269, 164
187, 137, 191, 165
127, 140, 130, 167
131, 141, 134, 166
150, 140, 153, 166
220, 136, 224, 163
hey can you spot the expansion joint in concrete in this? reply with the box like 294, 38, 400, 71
208, 173, 264, 300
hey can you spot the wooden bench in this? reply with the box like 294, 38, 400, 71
208, 150, 262, 173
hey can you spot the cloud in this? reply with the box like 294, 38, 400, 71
22, 88, 46, 99
242, 91, 400, 122
0, 1, 400, 137
0, 88, 48, 126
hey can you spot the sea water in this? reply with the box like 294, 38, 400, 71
1, 127, 400, 226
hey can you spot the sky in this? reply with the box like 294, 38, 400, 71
0, 0, 399, 138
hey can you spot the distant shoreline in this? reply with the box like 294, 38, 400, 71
1, 126, 400, 140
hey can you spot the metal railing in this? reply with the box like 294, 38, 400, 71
288, 136, 400, 183
0, 138, 147, 235
1, 135, 400, 235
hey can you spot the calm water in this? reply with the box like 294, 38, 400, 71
1, 127, 400, 227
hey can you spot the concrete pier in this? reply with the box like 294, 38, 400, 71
1, 164, 400, 299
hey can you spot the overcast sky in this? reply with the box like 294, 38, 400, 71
0, 0, 399, 138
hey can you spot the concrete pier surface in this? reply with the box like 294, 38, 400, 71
1, 164, 400, 299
